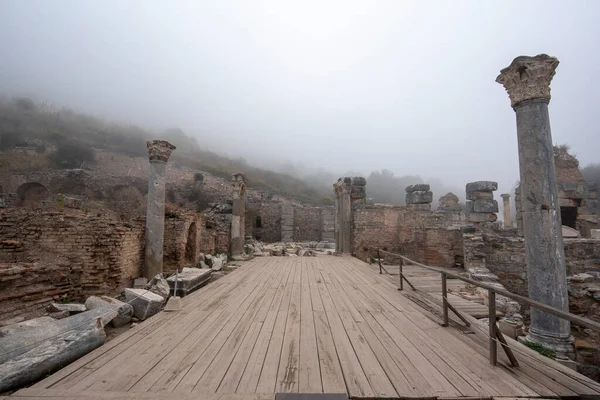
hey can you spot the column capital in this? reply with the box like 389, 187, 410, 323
333, 177, 351, 194
147, 140, 176, 162
496, 54, 559, 108
501, 193, 511, 199
232, 173, 246, 195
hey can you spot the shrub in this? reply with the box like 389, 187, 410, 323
51, 141, 95, 169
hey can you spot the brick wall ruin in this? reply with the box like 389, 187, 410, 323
0, 209, 144, 320
515, 146, 598, 237
163, 208, 203, 273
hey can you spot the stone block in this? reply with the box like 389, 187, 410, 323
167, 267, 213, 296
351, 177, 366, 186
569, 273, 594, 283
405, 184, 430, 193
466, 181, 498, 193
473, 199, 499, 213
147, 274, 170, 300
133, 277, 148, 289
582, 199, 599, 209
559, 198, 579, 207
405, 191, 433, 204
124, 289, 164, 320
591, 229, 600, 240
466, 191, 494, 201
468, 212, 498, 223
47, 303, 86, 314
85, 296, 133, 328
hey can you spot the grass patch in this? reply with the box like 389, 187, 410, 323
523, 340, 556, 358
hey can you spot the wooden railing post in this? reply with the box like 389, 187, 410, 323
441, 272, 449, 327
377, 249, 382, 274
489, 290, 497, 366
398, 258, 404, 291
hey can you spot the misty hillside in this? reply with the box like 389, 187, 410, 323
0, 96, 332, 204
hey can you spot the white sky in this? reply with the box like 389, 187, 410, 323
1, 0, 599, 195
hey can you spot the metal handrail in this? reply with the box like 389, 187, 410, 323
377, 248, 600, 332
374, 247, 600, 366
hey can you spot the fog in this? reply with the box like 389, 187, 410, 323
2, 0, 600, 199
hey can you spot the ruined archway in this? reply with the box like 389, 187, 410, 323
185, 221, 197, 262
16, 182, 48, 207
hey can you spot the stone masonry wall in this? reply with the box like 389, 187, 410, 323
163, 209, 202, 273
0, 209, 144, 320
245, 201, 281, 243
293, 207, 323, 242
353, 205, 402, 261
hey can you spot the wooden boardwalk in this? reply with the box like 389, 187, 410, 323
11, 256, 600, 399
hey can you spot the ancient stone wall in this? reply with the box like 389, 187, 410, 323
163, 208, 202, 273
0, 209, 145, 320
464, 229, 600, 300
353, 205, 402, 261
245, 201, 281, 242
293, 207, 323, 242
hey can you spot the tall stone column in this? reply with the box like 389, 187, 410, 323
231, 173, 246, 255
501, 193, 512, 228
333, 178, 352, 253
497, 54, 573, 357
144, 140, 176, 279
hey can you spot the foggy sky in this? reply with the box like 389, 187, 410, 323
2, 0, 599, 197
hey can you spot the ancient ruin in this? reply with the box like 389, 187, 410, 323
1, 55, 600, 398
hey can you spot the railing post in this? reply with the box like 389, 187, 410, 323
489, 290, 497, 366
377, 249, 382, 274
441, 272, 448, 327
398, 258, 404, 291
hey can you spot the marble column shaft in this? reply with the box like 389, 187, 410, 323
497, 54, 572, 357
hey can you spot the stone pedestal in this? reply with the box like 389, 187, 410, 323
231, 173, 246, 255
466, 181, 498, 225
144, 140, 176, 280
501, 193, 512, 228
497, 54, 573, 358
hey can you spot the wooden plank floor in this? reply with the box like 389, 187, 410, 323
14, 256, 600, 399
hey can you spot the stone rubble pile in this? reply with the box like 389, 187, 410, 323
243, 239, 334, 257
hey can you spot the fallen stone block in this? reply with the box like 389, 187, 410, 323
466, 181, 498, 193
0, 317, 55, 338
211, 257, 224, 271
167, 268, 212, 297
0, 307, 117, 364
133, 277, 148, 289
85, 296, 133, 328
146, 274, 170, 300
124, 289, 164, 320
405, 184, 430, 193
0, 321, 106, 393
570, 273, 595, 283
48, 311, 70, 319
47, 303, 87, 314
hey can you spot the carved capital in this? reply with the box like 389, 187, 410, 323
333, 178, 351, 195
232, 173, 246, 196
147, 140, 176, 162
500, 193, 511, 200
496, 54, 559, 108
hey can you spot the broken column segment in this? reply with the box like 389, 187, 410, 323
501, 193, 512, 228
405, 184, 433, 211
231, 173, 247, 255
497, 54, 572, 357
333, 177, 366, 254
465, 181, 498, 223
144, 140, 176, 280
437, 192, 465, 226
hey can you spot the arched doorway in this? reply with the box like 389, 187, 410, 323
16, 182, 48, 207
185, 222, 197, 262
